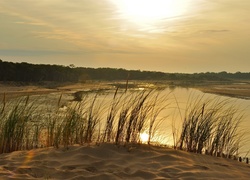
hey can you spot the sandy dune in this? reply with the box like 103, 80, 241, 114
0, 143, 249, 179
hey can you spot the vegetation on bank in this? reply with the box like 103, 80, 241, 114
0, 89, 245, 161
1, 59, 250, 84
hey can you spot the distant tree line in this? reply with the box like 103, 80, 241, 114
0, 59, 250, 83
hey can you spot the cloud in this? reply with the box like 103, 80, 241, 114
15, 21, 47, 26
1, 0, 250, 72
1, 0, 151, 54
0, 49, 59, 56
1, 0, 203, 54
198, 29, 230, 34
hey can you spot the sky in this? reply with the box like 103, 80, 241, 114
0, 0, 250, 73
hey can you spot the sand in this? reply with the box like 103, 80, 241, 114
0, 143, 249, 179
0, 82, 113, 101
198, 83, 250, 100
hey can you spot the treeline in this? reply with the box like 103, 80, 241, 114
0, 59, 250, 83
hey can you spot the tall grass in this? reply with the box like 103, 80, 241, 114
0, 89, 246, 160
103, 87, 120, 142
51, 93, 106, 148
177, 96, 245, 157
103, 89, 169, 145
0, 96, 37, 153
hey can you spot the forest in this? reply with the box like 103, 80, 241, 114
0, 59, 250, 84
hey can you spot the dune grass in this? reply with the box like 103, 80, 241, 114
0, 96, 37, 153
0, 89, 246, 160
177, 96, 245, 157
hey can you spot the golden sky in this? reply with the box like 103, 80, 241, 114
0, 0, 250, 73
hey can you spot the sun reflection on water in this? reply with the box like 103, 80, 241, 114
140, 132, 149, 143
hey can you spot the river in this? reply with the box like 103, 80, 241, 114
4, 85, 250, 156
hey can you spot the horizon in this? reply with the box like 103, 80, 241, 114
1, 0, 250, 73
2, 59, 249, 74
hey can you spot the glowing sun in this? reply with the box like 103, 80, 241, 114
111, 0, 190, 26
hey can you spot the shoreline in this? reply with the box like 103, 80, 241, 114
1, 81, 250, 101
0, 82, 114, 101
197, 84, 250, 100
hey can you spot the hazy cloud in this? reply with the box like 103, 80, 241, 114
198, 30, 230, 34
15, 21, 47, 26
1, 0, 250, 72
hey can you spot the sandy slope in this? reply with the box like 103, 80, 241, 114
0, 144, 249, 180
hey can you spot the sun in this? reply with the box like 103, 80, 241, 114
110, 0, 190, 28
